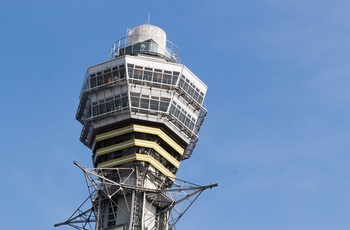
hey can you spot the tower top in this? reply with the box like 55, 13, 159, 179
127, 24, 167, 54
111, 23, 181, 63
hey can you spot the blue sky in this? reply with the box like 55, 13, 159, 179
1, 0, 350, 229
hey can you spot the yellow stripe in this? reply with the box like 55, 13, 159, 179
133, 125, 184, 155
95, 124, 184, 155
96, 139, 180, 168
95, 125, 134, 142
97, 139, 135, 155
134, 139, 180, 167
97, 154, 175, 180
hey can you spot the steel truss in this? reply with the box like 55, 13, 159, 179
55, 161, 217, 230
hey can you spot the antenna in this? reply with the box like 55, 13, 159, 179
147, 14, 151, 24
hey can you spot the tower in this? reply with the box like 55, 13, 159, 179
55, 23, 217, 230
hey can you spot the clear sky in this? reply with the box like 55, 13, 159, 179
1, 0, 350, 229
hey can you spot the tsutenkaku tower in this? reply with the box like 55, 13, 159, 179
55, 23, 217, 230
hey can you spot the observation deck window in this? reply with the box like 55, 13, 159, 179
91, 93, 128, 117
88, 64, 126, 91
127, 64, 179, 89
130, 92, 170, 114
178, 75, 204, 105
170, 102, 196, 131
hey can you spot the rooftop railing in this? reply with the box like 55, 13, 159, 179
110, 36, 181, 63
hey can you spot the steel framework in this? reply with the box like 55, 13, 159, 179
55, 162, 217, 230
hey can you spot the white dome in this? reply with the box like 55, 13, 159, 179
127, 24, 167, 54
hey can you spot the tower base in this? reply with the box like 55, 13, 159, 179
54, 162, 217, 230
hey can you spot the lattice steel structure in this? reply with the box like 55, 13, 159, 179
55, 23, 217, 230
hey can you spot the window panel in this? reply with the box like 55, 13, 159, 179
134, 69, 143, 80
172, 72, 179, 85
144, 70, 152, 81
112, 70, 119, 80
162, 74, 171, 85
104, 73, 112, 84
121, 95, 128, 107
153, 72, 162, 83
97, 75, 103, 86
150, 99, 159, 110
140, 98, 149, 109
90, 75, 97, 88
119, 65, 125, 79
131, 97, 139, 107
99, 103, 106, 114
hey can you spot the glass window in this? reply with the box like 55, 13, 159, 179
170, 105, 175, 114
136, 65, 144, 69
179, 78, 184, 88
114, 98, 120, 109
104, 73, 112, 84
189, 122, 194, 130
92, 102, 98, 116
99, 102, 106, 114
172, 71, 179, 85
134, 69, 143, 79
90, 75, 97, 88
174, 107, 180, 117
144, 70, 152, 81
119, 65, 125, 79
106, 97, 114, 112
127, 64, 134, 78
97, 75, 103, 86
150, 99, 159, 111
112, 70, 119, 80
188, 87, 194, 98
140, 98, 149, 109
121, 93, 128, 107
162, 74, 171, 85
153, 72, 162, 83
159, 102, 169, 112
130, 92, 140, 107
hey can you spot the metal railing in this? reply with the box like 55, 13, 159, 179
110, 35, 181, 63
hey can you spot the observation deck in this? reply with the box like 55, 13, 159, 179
110, 24, 181, 63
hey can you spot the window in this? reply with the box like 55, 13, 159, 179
91, 93, 129, 117
106, 97, 114, 112
140, 98, 149, 109
130, 92, 140, 107
144, 69, 152, 82
169, 102, 196, 131
121, 93, 128, 107
92, 102, 98, 116
159, 97, 170, 112
150, 97, 159, 111
162, 73, 171, 85
178, 75, 205, 105
119, 65, 125, 79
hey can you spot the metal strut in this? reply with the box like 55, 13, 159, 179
54, 161, 218, 230
54, 195, 96, 230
